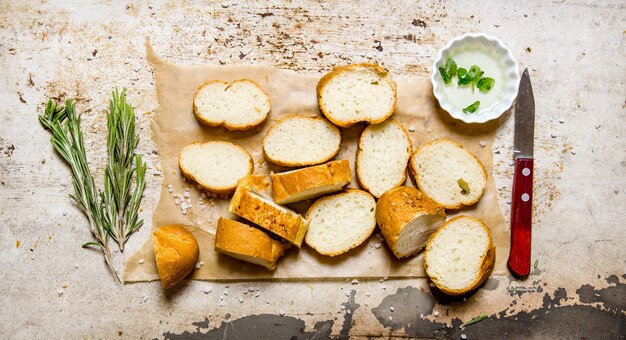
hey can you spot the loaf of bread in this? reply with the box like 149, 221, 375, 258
228, 176, 309, 247
193, 79, 270, 131
263, 115, 341, 167
356, 119, 412, 198
409, 139, 487, 209
423, 216, 495, 296
317, 63, 397, 127
152, 225, 199, 289
215, 218, 285, 270
305, 189, 376, 256
179, 141, 253, 195
376, 186, 446, 258
271, 159, 351, 205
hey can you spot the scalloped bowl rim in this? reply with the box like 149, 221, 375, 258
431, 33, 520, 124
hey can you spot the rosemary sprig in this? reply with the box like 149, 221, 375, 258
103, 89, 146, 251
39, 100, 119, 282
461, 314, 488, 328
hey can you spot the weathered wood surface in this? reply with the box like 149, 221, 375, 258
0, 1, 624, 338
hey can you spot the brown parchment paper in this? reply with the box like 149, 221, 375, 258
123, 43, 509, 282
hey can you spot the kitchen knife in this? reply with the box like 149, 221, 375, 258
507, 68, 535, 277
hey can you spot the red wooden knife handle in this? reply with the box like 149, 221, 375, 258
507, 157, 533, 277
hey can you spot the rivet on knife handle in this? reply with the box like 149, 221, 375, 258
507, 157, 533, 277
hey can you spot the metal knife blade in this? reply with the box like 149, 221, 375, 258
513, 69, 535, 159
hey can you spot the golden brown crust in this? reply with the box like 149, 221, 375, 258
262, 114, 341, 167
423, 216, 495, 296
178, 141, 254, 195
316, 63, 397, 127
305, 189, 376, 256
152, 225, 200, 289
375, 186, 445, 258
215, 218, 285, 270
193, 79, 270, 132
228, 176, 309, 247
355, 119, 413, 197
408, 138, 488, 209
271, 160, 351, 204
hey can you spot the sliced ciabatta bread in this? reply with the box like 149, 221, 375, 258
228, 176, 309, 247
271, 159, 351, 205
193, 79, 270, 131
423, 216, 495, 296
215, 218, 285, 270
376, 186, 446, 258
409, 139, 487, 209
356, 119, 413, 198
263, 115, 341, 167
317, 63, 397, 127
179, 141, 253, 194
305, 189, 376, 256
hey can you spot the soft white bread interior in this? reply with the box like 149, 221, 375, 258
153, 225, 199, 289
305, 189, 376, 256
263, 115, 341, 167
316, 63, 397, 127
193, 79, 270, 131
356, 119, 413, 198
179, 141, 253, 194
375, 186, 446, 258
215, 217, 285, 270
228, 176, 309, 247
271, 159, 351, 205
409, 139, 487, 209
423, 216, 495, 296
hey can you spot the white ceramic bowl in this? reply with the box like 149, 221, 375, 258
431, 33, 520, 124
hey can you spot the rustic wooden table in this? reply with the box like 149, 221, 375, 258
1, 1, 624, 338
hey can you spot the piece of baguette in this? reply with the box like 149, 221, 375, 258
263, 115, 341, 167
193, 79, 270, 131
271, 160, 351, 205
356, 119, 413, 198
376, 186, 446, 258
153, 225, 199, 289
423, 216, 496, 296
215, 218, 285, 270
409, 139, 487, 209
228, 176, 309, 247
305, 189, 376, 256
179, 141, 253, 195
316, 63, 397, 127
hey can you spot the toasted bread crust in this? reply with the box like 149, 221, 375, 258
178, 141, 254, 195
409, 138, 488, 209
305, 189, 376, 256
153, 225, 199, 289
215, 218, 285, 270
193, 79, 270, 131
316, 63, 397, 127
262, 114, 341, 167
375, 186, 445, 258
356, 119, 413, 197
423, 216, 495, 296
271, 160, 351, 204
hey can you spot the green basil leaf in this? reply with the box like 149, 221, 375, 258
477, 77, 495, 92
444, 57, 457, 77
463, 100, 480, 114
439, 67, 451, 84
457, 67, 471, 86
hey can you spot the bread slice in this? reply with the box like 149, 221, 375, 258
179, 141, 253, 194
305, 189, 376, 256
228, 176, 309, 247
356, 119, 413, 198
271, 160, 351, 205
263, 115, 341, 167
153, 225, 199, 289
376, 186, 446, 258
193, 79, 270, 131
409, 139, 487, 209
317, 63, 397, 127
215, 218, 285, 270
423, 216, 495, 296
